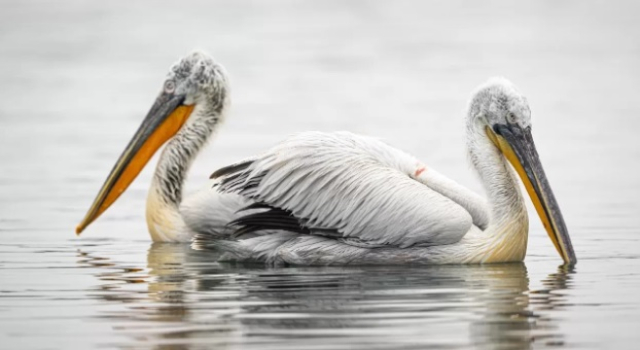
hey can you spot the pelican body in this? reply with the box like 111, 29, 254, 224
76, 52, 576, 266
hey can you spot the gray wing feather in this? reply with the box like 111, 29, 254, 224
215, 131, 473, 248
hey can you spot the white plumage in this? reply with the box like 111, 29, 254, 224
213, 131, 485, 248
192, 128, 518, 265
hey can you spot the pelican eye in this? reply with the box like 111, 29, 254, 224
164, 80, 176, 94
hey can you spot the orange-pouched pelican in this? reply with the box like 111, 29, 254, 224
76, 51, 249, 242
194, 78, 576, 266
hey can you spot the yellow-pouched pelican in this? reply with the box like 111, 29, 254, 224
195, 78, 576, 266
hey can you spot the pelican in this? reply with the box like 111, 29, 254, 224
194, 78, 576, 266
76, 51, 248, 242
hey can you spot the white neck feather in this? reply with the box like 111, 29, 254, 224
146, 103, 224, 242
466, 127, 529, 262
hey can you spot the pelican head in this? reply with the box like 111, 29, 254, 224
468, 77, 576, 265
76, 51, 229, 235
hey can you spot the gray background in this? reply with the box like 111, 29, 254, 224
1, 1, 639, 349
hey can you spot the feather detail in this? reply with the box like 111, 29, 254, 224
214, 131, 474, 248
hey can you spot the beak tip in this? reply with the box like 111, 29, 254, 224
561, 250, 578, 266
75, 224, 84, 236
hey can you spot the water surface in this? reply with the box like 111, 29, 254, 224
1, 1, 640, 349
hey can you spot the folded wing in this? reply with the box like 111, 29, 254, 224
212, 131, 476, 248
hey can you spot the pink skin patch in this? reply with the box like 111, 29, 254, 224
414, 166, 426, 177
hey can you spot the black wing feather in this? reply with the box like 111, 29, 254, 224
210, 159, 254, 179
229, 204, 309, 237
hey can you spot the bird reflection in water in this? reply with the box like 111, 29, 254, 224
77, 244, 574, 349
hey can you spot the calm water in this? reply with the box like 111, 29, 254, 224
1, 1, 640, 349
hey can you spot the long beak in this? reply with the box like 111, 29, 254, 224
486, 124, 577, 265
75, 93, 194, 235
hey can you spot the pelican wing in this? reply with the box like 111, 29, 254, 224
212, 131, 475, 248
